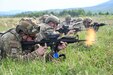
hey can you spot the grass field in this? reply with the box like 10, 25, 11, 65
0, 15, 113, 75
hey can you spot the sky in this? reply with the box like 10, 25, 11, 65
0, 0, 110, 11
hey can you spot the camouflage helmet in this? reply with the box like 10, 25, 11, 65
83, 17, 92, 28
16, 18, 40, 35
43, 14, 49, 17
76, 17, 83, 22
65, 15, 71, 21
45, 15, 60, 24
42, 14, 49, 23
40, 15, 49, 20
83, 17, 92, 23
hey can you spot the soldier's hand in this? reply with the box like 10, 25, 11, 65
58, 41, 67, 50
35, 43, 47, 56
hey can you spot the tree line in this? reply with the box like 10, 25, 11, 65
14, 9, 113, 17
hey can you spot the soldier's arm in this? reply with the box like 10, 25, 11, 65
40, 24, 56, 37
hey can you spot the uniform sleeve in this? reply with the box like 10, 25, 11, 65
42, 25, 59, 37
1, 32, 43, 61
36, 24, 55, 41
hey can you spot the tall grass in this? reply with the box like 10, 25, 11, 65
0, 16, 113, 75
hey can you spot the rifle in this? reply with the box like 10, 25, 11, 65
21, 34, 85, 59
91, 22, 106, 31
0, 33, 3, 36
57, 25, 82, 35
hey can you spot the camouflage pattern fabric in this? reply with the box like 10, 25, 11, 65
59, 20, 73, 30
83, 17, 92, 28
0, 16, 62, 62
0, 23, 55, 61
60, 19, 85, 31
59, 15, 72, 28
35, 23, 55, 41
39, 15, 49, 23
35, 23, 58, 61
72, 20, 85, 30
1, 29, 43, 61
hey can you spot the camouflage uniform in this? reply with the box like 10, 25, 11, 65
35, 23, 54, 41
61, 15, 72, 26
39, 15, 49, 23
59, 15, 75, 31
0, 16, 61, 61
72, 17, 85, 30
59, 16, 85, 33
72, 17, 93, 31
36, 15, 61, 61
76, 17, 83, 23
83, 17, 92, 28
0, 18, 42, 61
36, 15, 60, 41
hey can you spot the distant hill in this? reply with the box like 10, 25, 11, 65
0, 0, 113, 16
84, 0, 113, 13
0, 10, 25, 16
46, 0, 113, 13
